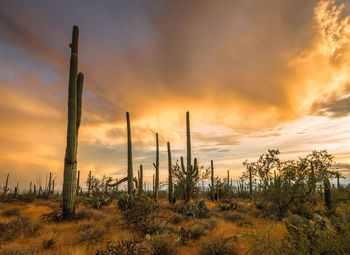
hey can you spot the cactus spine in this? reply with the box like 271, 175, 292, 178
167, 142, 173, 204
210, 160, 215, 201
153, 133, 159, 201
62, 25, 84, 220
126, 112, 133, 195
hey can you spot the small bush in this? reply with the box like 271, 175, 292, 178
199, 236, 237, 255
76, 208, 96, 220
42, 238, 55, 250
217, 200, 239, 211
77, 223, 105, 244
189, 219, 218, 240
96, 237, 145, 255
2, 208, 21, 217
182, 200, 210, 218
169, 213, 185, 225
149, 234, 178, 255
118, 194, 166, 235
41, 208, 62, 223
0, 216, 40, 242
223, 211, 248, 226
0, 246, 36, 255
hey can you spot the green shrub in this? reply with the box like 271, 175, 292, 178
182, 200, 210, 218
217, 200, 239, 211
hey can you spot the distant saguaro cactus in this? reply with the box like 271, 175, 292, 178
62, 25, 84, 220
76, 170, 80, 196
3, 173, 9, 195
167, 142, 173, 204
181, 112, 199, 203
153, 133, 159, 201
210, 160, 215, 201
324, 178, 331, 210
138, 165, 143, 193
126, 112, 134, 195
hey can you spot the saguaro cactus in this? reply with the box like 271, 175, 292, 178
87, 170, 92, 195
76, 170, 80, 196
3, 173, 9, 195
62, 25, 84, 220
153, 133, 159, 200
249, 166, 253, 201
138, 165, 143, 193
48, 172, 52, 195
324, 178, 331, 210
210, 160, 215, 201
126, 112, 134, 195
167, 142, 173, 204
181, 112, 199, 203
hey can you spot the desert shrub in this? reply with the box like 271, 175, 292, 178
103, 215, 121, 230
87, 176, 112, 209
0, 246, 37, 255
77, 223, 105, 244
182, 200, 210, 218
42, 238, 55, 250
217, 200, 239, 211
223, 211, 249, 226
282, 213, 349, 254
118, 194, 166, 234
41, 208, 62, 222
199, 236, 237, 255
96, 237, 145, 255
189, 218, 218, 240
148, 234, 178, 255
2, 208, 21, 217
168, 213, 185, 225
0, 216, 40, 242
76, 207, 96, 220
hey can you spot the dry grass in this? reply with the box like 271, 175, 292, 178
0, 199, 283, 255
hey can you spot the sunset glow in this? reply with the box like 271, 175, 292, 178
1, 0, 350, 190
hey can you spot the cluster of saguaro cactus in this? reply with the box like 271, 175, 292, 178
62, 25, 84, 220
153, 133, 160, 200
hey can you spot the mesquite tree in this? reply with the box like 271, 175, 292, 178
62, 25, 84, 220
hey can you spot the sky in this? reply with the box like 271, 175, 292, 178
0, 0, 350, 191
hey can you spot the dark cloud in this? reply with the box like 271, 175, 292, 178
311, 91, 350, 118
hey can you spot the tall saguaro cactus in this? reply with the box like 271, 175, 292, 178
181, 112, 199, 203
153, 133, 160, 200
62, 25, 84, 220
126, 112, 134, 195
167, 142, 173, 204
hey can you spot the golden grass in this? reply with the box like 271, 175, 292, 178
0, 199, 283, 255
